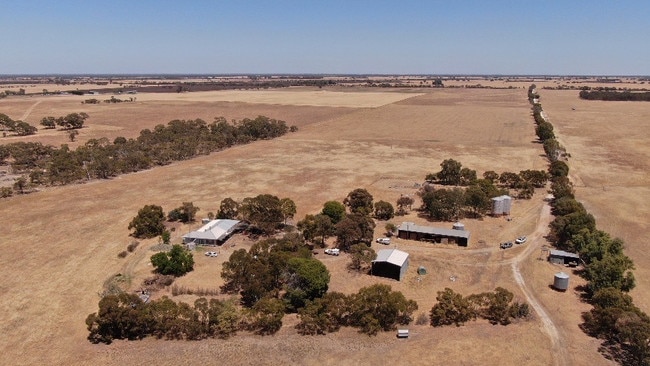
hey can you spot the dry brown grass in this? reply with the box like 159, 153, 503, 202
541, 90, 650, 314
0, 87, 616, 365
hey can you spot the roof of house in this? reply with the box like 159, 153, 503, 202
182, 219, 240, 241
397, 222, 470, 239
549, 249, 580, 259
373, 249, 409, 267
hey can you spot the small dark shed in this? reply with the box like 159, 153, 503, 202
372, 249, 410, 281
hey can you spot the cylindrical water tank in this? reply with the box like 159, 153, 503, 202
553, 272, 570, 291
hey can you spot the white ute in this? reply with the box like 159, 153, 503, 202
324, 248, 340, 256
376, 237, 391, 245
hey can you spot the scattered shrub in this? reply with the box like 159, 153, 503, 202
127, 241, 139, 252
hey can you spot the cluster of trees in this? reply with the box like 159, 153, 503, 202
214, 195, 295, 235
297, 189, 383, 254
579, 90, 650, 102
167, 202, 200, 223
532, 85, 650, 364
419, 164, 549, 220
296, 283, 418, 336
220, 235, 329, 309
128, 204, 167, 238
0, 89, 25, 98
429, 287, 529, 327
128, 195, 296, 241
0, 174, 32, 197
426, 159, 477, 186
40, 112, 88, 130
86, 293, 252, 343
0, 113, 37, 136
87, 282, 418, 344
0, 116, 294, 191
150, 244, 195, 276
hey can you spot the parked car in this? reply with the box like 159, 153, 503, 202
376, 237, 391, 245
515, 236, 527, 244
500, 242, 513, 249
204, 251, 218, 257
324, 248, 340, 256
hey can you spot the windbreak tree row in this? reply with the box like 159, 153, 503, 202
0, 115, 295, 191
532, 86, 650, 365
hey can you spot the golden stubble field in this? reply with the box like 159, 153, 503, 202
0, 87, 615, 365
541, 90, 650, 313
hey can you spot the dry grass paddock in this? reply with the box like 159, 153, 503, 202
541, 90, 650, 313
0, 86, 623, 365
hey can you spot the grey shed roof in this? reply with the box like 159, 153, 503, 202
183, 219, 240, 241
549, 249, 580, 259
373, 249, 409, 267
398, 222, 470, 239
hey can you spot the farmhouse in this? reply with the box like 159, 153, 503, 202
548, 249, 580, 266
182, 219, 241, 246
397, 222, 470, 246
372, 248, 410, 281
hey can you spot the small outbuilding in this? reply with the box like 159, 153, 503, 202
182, 219, 242, 246
372, 249, 410, 281
548, 249, 580, 266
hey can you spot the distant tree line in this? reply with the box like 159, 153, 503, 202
579, 90, 650, 102
531, 85, 650, 365
40, 112, 88, 130
0, 115, 295, 192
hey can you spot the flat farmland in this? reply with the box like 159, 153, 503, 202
0, 87, 609, 365
541, 90, 650, 313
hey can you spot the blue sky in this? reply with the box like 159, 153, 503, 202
1, 0, 648, 75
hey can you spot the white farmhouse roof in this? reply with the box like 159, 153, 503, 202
183, 219, 240, 242
373, 249, 409, 267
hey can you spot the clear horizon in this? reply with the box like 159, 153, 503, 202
2, 1, 648, 75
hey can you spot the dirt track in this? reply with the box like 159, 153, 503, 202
511, 203, 567, 366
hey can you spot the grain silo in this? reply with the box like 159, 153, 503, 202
502, 195, 512, 215
491, 195, 512, 216
553, 272, 570, 291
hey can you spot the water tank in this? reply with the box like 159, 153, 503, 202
492, 196, 504, 215
502, 196, 512, 215
452, 222, 465, 231
553, 272, 570, 291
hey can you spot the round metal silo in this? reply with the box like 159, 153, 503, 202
553, 272, 570, 291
